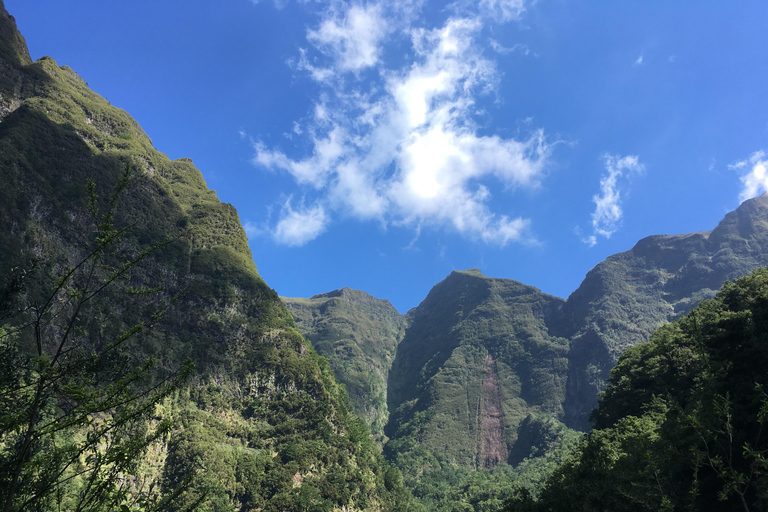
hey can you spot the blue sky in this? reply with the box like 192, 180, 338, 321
7, 1, 768, 312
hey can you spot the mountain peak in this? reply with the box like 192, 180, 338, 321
710, 192, 768, 242
308, 286, 361, 300
0, 1, 31, 67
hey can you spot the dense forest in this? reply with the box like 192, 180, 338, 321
505, 266, 768, 511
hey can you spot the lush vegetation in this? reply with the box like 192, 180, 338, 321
561, 199, 768, 429
506, 266, 768, 511
391, 416, 581, 511
0, 5, 412, 510
282, 288, 406, 442
286, 245, 768, 511
0, 169, 195, 512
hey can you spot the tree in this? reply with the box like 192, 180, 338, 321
504, 268, 768, 511
0, 167, 194, 512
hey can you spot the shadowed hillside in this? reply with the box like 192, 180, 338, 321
0, 3, 411, 509
282, 288, 407, 442
560, 193, 768, 428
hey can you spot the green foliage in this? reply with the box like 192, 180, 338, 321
562, 199, 768, 429
0, 169, 193, 512
389, 420, 580, 512
0, 7, 413, 510
509, 267, 768, 511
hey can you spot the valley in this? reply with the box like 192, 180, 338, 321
2, 1, 768, 510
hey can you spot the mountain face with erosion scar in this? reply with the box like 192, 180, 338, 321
385, 269, 569, 471
287, 195, 768, 479
480, 355, 507, 469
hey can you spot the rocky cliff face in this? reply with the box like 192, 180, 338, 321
560, 193, 768, 428
0, 3, 410, 509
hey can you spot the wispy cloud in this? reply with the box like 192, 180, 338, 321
243, 220, 265, 239
731, 150, 768, 203
273, 198, 328, 246
634, 54, 644, 66
479, 0, 528, 23
582, 154, 644, 246
489, 39, 530, 56
252, 0, 545, 246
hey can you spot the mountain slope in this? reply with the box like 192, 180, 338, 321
0, 3, 410, 510
560, 193, 768, 428
509, 266, 768, 511
284, 196, 768, 494
282, 288, 407, 441
386, 269, 570, 472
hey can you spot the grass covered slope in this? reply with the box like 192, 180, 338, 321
560, 194, 768, 429
282, 288, 407, 442
508, 266, 768, 511
386, 269, 572, 475
0, 3, 410, 510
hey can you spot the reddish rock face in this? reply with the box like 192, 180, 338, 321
480, 354, 507, 469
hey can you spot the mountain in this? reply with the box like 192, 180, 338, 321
386, 269, 570, 471
0, 3, 411, 510
282, 288, 407, 442
384, 195, 768, 472
561, 193, 768, 428
281, 195, 768, 498
506, 266, 768, 511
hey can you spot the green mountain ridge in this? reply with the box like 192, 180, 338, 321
0, 3, 410, 510
561, 192, 768, 428
507, 265, 768, 511
285, 194, 768, 493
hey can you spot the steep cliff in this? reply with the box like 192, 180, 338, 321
386, 269, 570, 471
0, 3, 410, 509
560, 194, 768, 428
282, 288, 407, 442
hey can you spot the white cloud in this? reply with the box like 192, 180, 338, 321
273, 199, 328, 246
243, 220, 264, 238
634, 54, 643, 65
489, 39, 530, 56
583, 154, 644, 246
306, 4, 388, 75
732, 150, 768, 203
253, 125, 347, 187
254, 2, 546, 246
479, 0, 528, 22
249, 0, 288, 10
